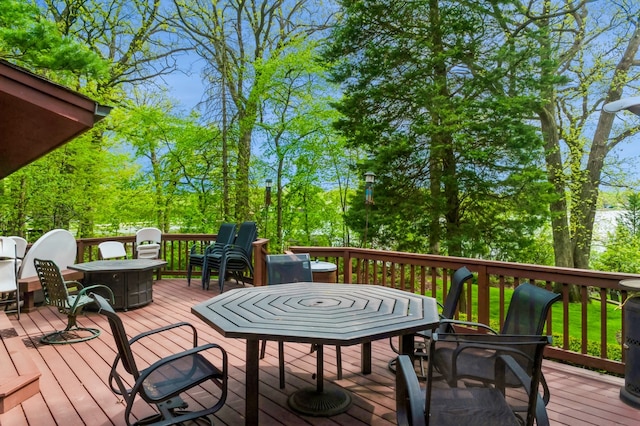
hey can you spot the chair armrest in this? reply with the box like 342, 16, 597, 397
129, 322, 199, 348
72, 285, 115, 311
65, 280, 84, 294
439, 318, 499, 334
495, 354, 549, 426
396, 355, 426, 426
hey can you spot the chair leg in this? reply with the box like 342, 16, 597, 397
260, 340, 286, 388
187, 264, 192, 286
218, 264, 226, 293
260, 340, 267, 359
278, 341, 285, 389
202, 267, 210, 290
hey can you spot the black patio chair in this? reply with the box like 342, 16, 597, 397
433, 282, 561, 407
33, 258, 114, 344
187, 223, 236, 287
396, 333, 551, 426
388, 266, 473, 378
90, 293, 228, 426
203, 221, 257, 292
259, 253, 342, 388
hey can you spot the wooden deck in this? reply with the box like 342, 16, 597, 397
1, 278, 638, 425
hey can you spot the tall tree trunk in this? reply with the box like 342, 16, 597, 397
572, 26, 640, 268
539, 103, 573, 268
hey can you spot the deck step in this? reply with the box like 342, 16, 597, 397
0, 312, 40, 414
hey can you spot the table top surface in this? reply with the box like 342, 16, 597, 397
68, 259, 167, 272
191, 282, 440, 346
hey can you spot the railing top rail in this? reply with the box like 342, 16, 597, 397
289, 246, 640, 284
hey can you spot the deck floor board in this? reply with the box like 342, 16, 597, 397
1, 278, 637, 425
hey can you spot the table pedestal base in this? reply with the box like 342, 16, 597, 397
288, 386, 352, 417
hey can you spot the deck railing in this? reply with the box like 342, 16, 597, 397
70, 234, 634, 375
288, 246, 637, 375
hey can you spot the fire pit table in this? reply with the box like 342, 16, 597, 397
69, 259, 166, 310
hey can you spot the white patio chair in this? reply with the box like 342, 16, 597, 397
135, 227, 161, 259
0, 237, 20, 319
98, 241, 127, 259
19, 229, 78, 305
8, 235, 27, 276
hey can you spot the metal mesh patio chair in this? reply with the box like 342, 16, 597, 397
389, 266, 473, 378
396, 333, 551, 426
259, 253, 342, 388
33, 258, 114, 344
433, 282, 561, 407
91, 293, 228, 426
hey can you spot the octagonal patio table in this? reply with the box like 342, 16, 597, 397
191, 282, 439, 425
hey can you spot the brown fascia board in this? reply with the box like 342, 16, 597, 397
0, 59, 112, 179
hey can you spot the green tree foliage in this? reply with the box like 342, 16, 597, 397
0, 0, 110, 237
593, 192, 640, 273
4, 0, 188, 236
592, 224, 640, 274
326, 0, 552, 258
171, 0, 335, 223
0, 0, 106, 80
255, 38, 347, 250
522, 1, 640, 270
108, 97, 223, 233
620, 192, 640, 236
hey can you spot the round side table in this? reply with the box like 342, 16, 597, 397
310, 260, 337, 283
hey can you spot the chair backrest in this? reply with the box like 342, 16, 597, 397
99, 241, 127, 259
0, 237, 18, 292
8, 236, 27, 259
234, 221, 257, 255
216, 223, 237, 246
90, 293, 140, 378
20, 229, 77, 279
33, 258, 71, 309
441, 267, 473, 320
135, 227, 161, 245
266, 253, 313, 285
502, 283, 561, 335
0, 259, 17, 292
208, 223, 237, 254
0, 237, 17, 259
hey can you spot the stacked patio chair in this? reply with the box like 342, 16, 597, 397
203, 221, 257, 292
187, 223, 236, 287
135, 227, 161, 259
